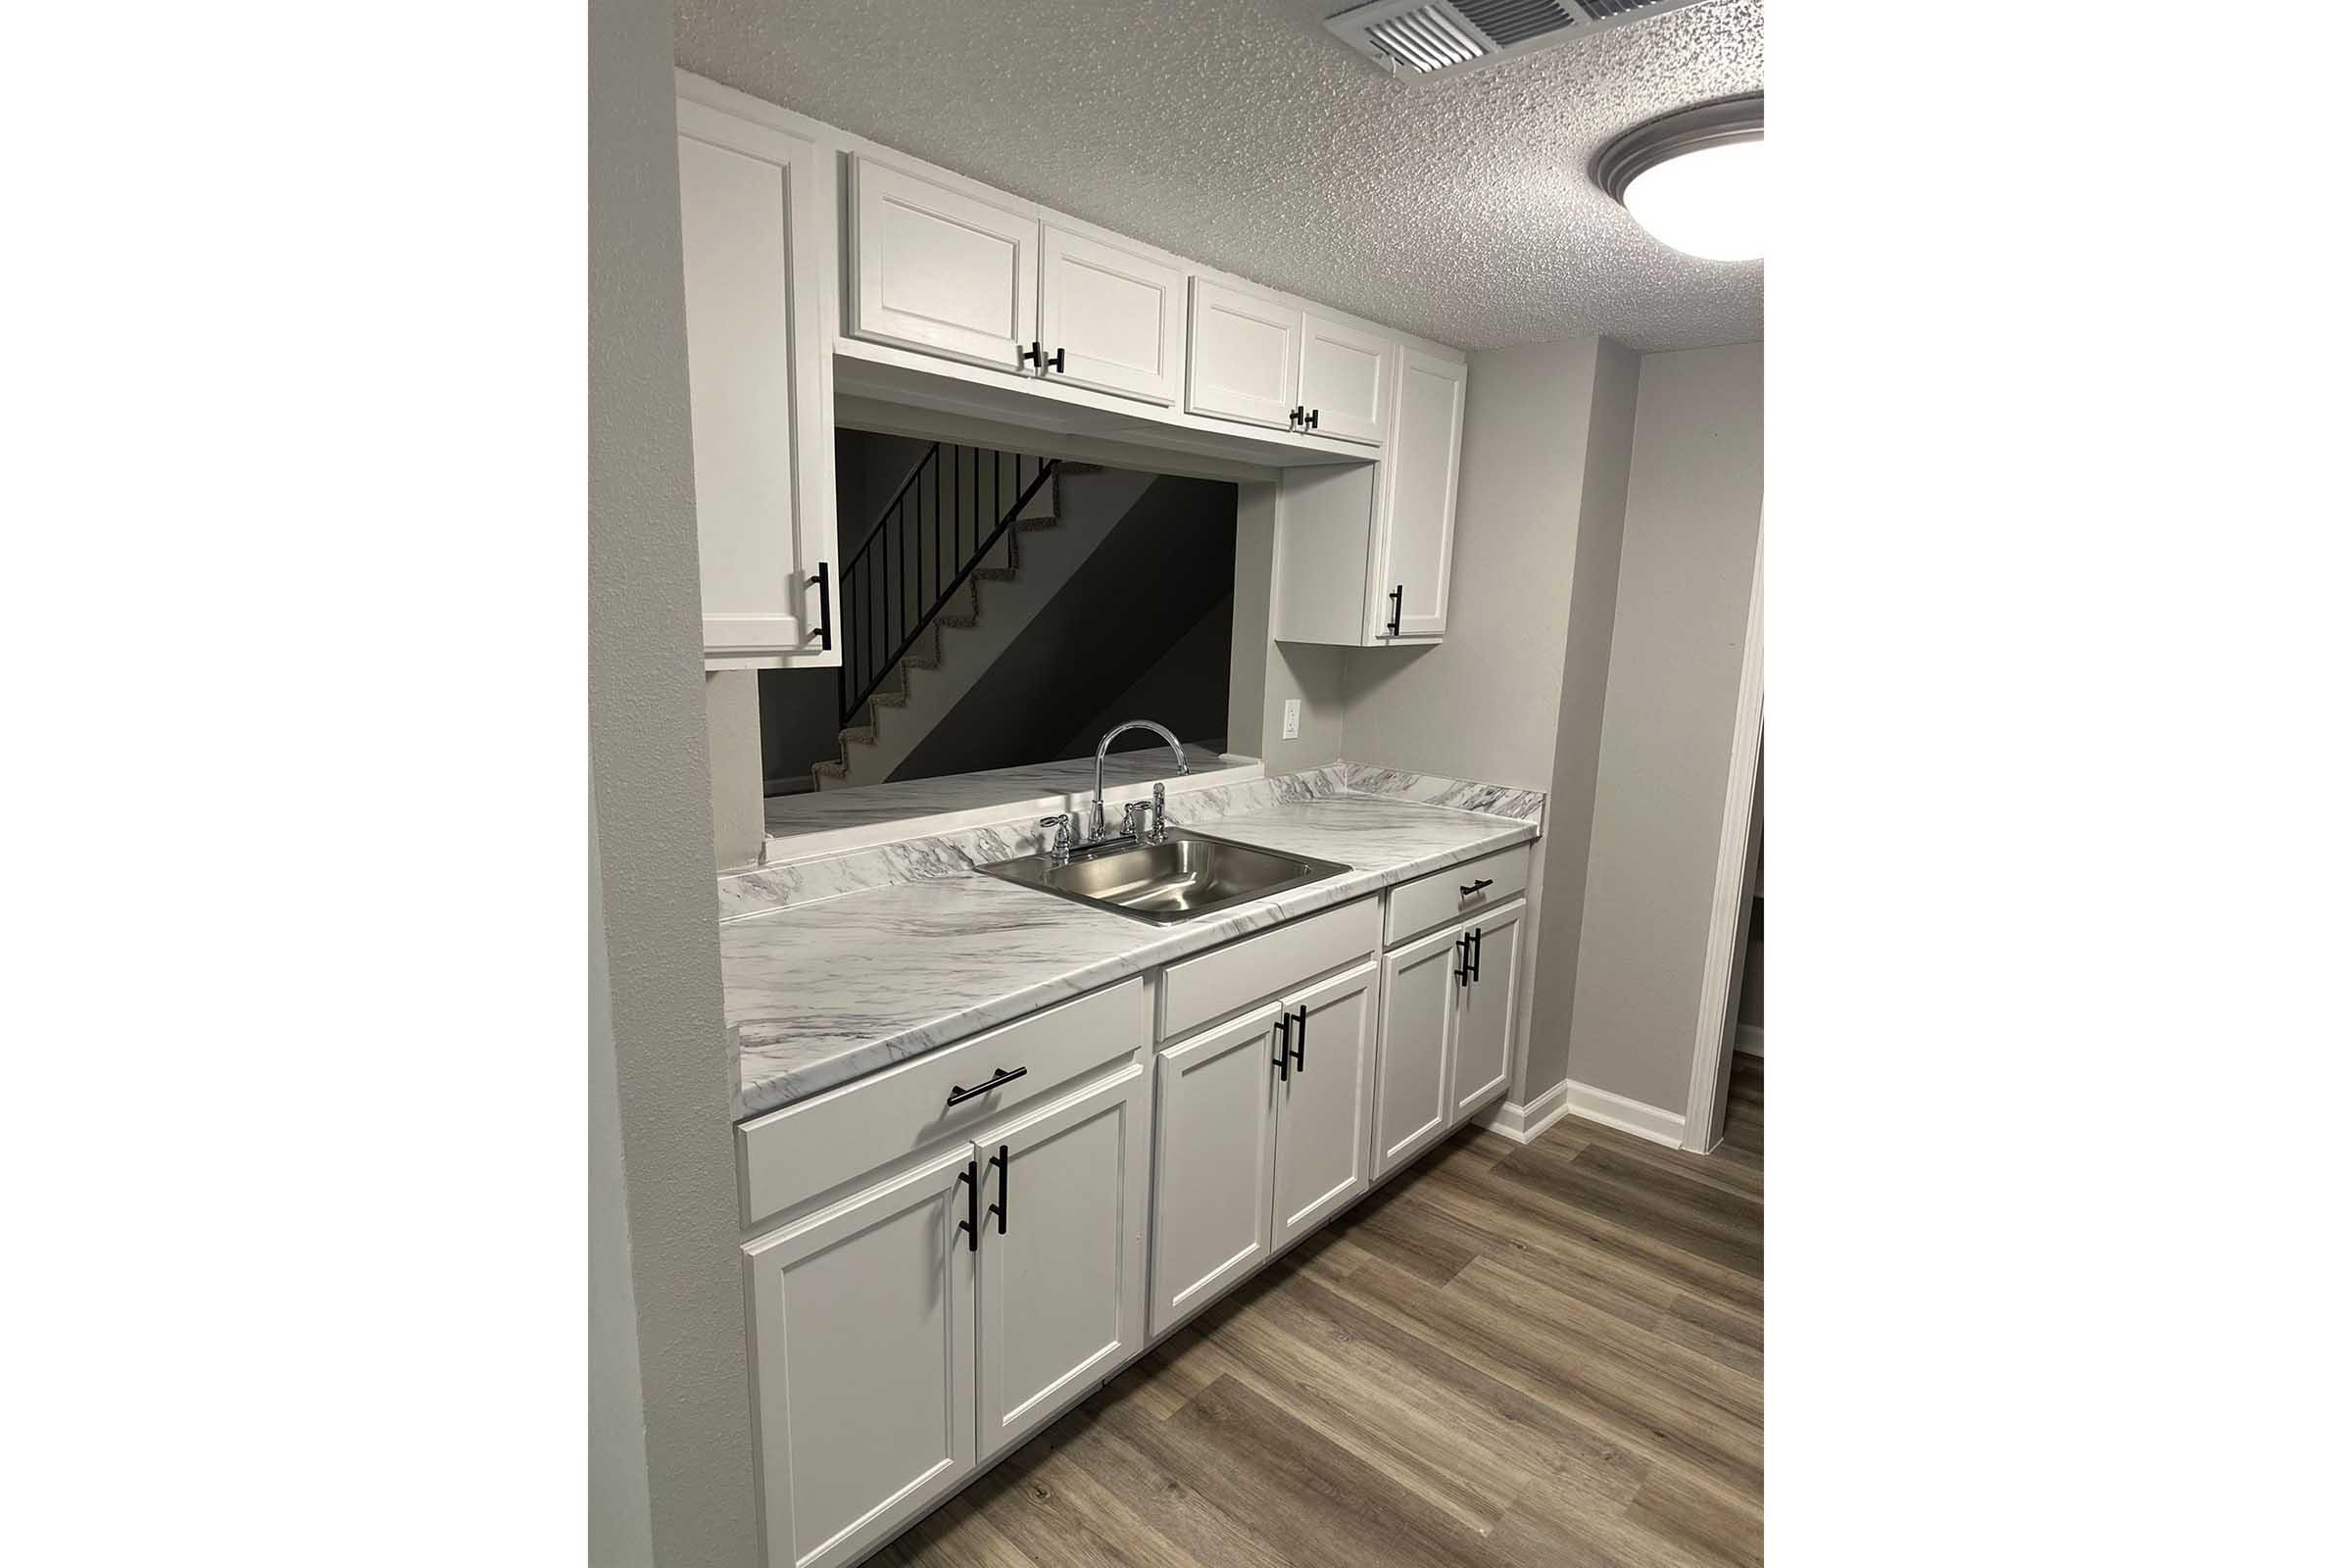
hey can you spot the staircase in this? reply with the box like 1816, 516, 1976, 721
816, 442, 1154, 790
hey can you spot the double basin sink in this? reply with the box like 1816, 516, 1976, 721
979, 829, 1349, 924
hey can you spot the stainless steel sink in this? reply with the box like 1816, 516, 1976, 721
978, 829, 1349, 924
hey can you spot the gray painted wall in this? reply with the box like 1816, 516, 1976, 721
1566, 341, 1765, 1113
1231, 481, 1348, 773
1523, 338, 1640, 1099
706, 671, 765, 868
1336, 337, 1639, 1106
589, 0, 760, 1560
589, 812, 653, 1567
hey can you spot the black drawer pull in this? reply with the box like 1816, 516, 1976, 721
1460, 877, 1494, 897
1454, 935, 1471, 989
956, 1159, 978, 1252
1386, 584, 1403, 637
987, 1145, 1009, 1236
946, 1066, 1025, 1106
1044, 347, 1065, 372
1020, 341, 1042, 368
1468, 926, 1484, 983
809, 562, 833, 653
1290, 1005, 1307, 1072
1273, 1014, 1292, 1082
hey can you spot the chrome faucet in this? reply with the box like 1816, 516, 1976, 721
1090, 720, 1188, 845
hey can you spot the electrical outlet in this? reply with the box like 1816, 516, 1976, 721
1282, 699, 1300, 740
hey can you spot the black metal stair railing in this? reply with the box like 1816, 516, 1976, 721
838, 442, 1060, 727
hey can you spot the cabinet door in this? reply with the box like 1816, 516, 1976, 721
852, 156, 1038, 372
975, 1063, 1150, 1461
1038, 223, 1183, 405
1373, 348, 1468, 640
1185, 279, 1302, 430
676, 100, 840, 667
1298, 314, 1391, 445
1448, 899, 1525, 1123
743, 1147, 976, 1568
1269, 959, 1380, 1254
1150, 1003, 1283, 1334
1372, 921, 1463, 1181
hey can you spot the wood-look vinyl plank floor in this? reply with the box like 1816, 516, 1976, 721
890, 1057, 1765, 1568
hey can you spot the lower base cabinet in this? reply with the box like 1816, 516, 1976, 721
1269, 959, 1380, 1252
744, 1062, 1149, 1568
1373, 899, 1528, 1181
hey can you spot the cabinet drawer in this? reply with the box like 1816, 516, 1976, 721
1386, 844, 1531, 946
1157, 897, 1380, 1041
738, 977, 1147, 1228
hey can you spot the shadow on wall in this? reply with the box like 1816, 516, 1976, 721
760, 449, 1237, 791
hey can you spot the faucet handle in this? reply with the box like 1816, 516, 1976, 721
1038, 813, 1073, 860
1120, 800, 1150, 842
1150, 782, 1170, 841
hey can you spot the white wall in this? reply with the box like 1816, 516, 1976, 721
589, 0, 762, 1559
1566, 341, 1765, 1113
706, 671, 765, 868
1229, 480, 1348, 772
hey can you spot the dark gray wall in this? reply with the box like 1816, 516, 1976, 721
895, 474, 1236, 780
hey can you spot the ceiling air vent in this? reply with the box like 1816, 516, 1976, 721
1325, 0, 1707, 78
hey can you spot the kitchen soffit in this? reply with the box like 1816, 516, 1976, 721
673, 0, 1763, 353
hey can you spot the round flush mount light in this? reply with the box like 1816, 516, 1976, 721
1592, 93, 1764, 263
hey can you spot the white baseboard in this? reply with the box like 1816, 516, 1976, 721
1476, 1079, 1573, 1145
1735, 1023, 1763, 1057
1557, 1078, 1688, 1148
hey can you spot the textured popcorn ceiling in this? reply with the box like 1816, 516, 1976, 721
674, 0, 1762, 352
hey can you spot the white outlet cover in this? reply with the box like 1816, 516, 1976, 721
1282, 698, 1301, 740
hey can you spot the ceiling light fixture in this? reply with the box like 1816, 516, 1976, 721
1592, 93, 1763, 263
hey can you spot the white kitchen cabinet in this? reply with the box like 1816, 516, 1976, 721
1372, 921, 1462, 1181
1447, 900, 1525, 1121
676, 96, 840, 669
974, 1063, 1150, 1461
1266, 344, 1468, 647
1374, 348, 1468, 639
851, 157, 1039, 372
1038, 223, 1184, 405
1149, 1001, 1283, 1334
1298, 313, 1391, 445
1268, 959, 1380, 1254
743, 1146, 976, 1568
1185, 279, 1303, 430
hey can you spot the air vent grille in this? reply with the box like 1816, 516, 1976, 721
1366, 6, 1487, 73
1325, 0, 1704, 78
1451, 0, 1577, 49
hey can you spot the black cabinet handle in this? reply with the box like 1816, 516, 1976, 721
1273, 1014, 1292, 1082
809, 562, 833, 653
946, 1066, 1025, 1107
1454, 935, 1470, 989
987, 1145, 1009, 1236
1290, 1004, 1307, 1072
956, 1159, 978, 1252
1386, 584, 1403, 637
1468, 926, 1484, 983
1289, 404, 1306, 429
1460, 877, 1493, 898
1020, 342, 1042, 368
1044, 347, 1065, 373
1305, 409, 1320, 430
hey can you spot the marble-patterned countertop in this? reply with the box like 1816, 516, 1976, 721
725, 794, 1538, 1121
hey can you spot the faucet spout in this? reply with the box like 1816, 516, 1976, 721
1091, 720, 1188, 843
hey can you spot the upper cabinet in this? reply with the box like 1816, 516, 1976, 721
1376, 349, 1469, 639
1185, 280, 1302, 430
1268, 346, 1467, 647
849, 159, 1182, 406
1038, 223, 1184, 405
676, 94, 840, 670
1298, 313, 1391, 445
850, 158, 1038, 373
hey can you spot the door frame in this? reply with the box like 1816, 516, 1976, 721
1681, 508, 1765, 1152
